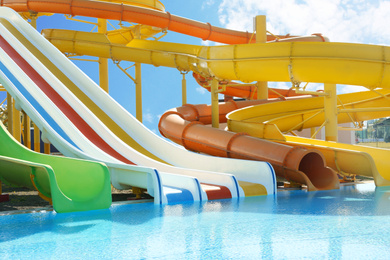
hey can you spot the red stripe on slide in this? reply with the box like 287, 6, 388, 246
200, 183, 232, 200
0, 35, 134, 164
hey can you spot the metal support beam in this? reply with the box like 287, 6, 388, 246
30, 13, 37, 29
44, 143, 50, 154
134, 26, 142, 122
135, 62, 142, 122
34, 123, 40, 152
6, 93, 12, 134
181, 72, 187, 105
324, 83, 338, 142
98, 18, 109, 92
12, 100, 21, 142
255, 15, 268, 100
310, 127, 316, 139
256, 81, 268, 100
23, 111, 31, 148
211, 78, 219, 128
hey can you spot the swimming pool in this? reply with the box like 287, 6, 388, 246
1, 182, 390, 259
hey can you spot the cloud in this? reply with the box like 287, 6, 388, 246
143, 110, 154, 123
202, 0, 216, 10
196, 86, 207, 94
216, 0, 390, 94
201, 40, 212, 46
217, 0, 389, 44
338, 85, 368, 94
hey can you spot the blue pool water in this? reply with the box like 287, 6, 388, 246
1, 182, 390, 259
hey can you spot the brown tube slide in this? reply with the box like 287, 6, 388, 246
158, 101, 340, 191
1, 0, 325, 44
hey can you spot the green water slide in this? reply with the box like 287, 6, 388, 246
0, 122, 112, 213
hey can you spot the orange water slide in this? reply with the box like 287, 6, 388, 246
1, 0, 326, 44
192, 73, 309, 100
158, 99, 340, 191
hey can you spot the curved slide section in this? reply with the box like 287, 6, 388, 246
0, 122, 112, 213
42, 30, 390, 89
158, 99, 339, 191
227, 90, 390, 186
0, 0, 321, 45
0, 8, 276, 201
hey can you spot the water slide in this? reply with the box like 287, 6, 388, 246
0, 0, 321, 45
227, 90, 390, 186
0, 8, 276, 205
0, 123, 112, 213
3, 0, 388, 194
41, 28, 346, 191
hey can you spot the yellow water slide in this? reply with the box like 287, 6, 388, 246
227, 89, 390, 186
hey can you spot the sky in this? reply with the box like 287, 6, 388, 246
1, 0, 389, 134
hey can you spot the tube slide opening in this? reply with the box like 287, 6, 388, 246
298, 152, 339, 190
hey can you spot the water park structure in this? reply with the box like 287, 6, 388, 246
0, 0, 390, 213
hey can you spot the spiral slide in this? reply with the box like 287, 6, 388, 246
0, 7, 277, 206
227, 90, 390, 187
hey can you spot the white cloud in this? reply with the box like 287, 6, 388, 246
143, 111, 154, 123
217, 0, 389, 44
269, 82, 291, 89
201, 40, 212, 46
216, 0, 390, 94
202, 0, 216, 10
196, 86, 207, 94
338, 85, 368, 94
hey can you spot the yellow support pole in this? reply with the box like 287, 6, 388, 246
310, 127, 316, 139
44, 143, 50, 154
181, 72, 187, 105
256, 81, 268, 100
34, 124, 40, 152
255, 15, 268, 100
12, 100, 21, 142
134, 26, 142, 122
30, 13, 37, 29
211, 78, 219, 128
98, 18, 109, 93
324, 83, 338, 142
23, 111, 31, 148
135, 62, 142, 122
6, 93, 13, 134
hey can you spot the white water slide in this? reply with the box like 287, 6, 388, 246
0, 7, 276, 204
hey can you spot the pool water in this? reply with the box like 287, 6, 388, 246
1, 182, 390, 259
